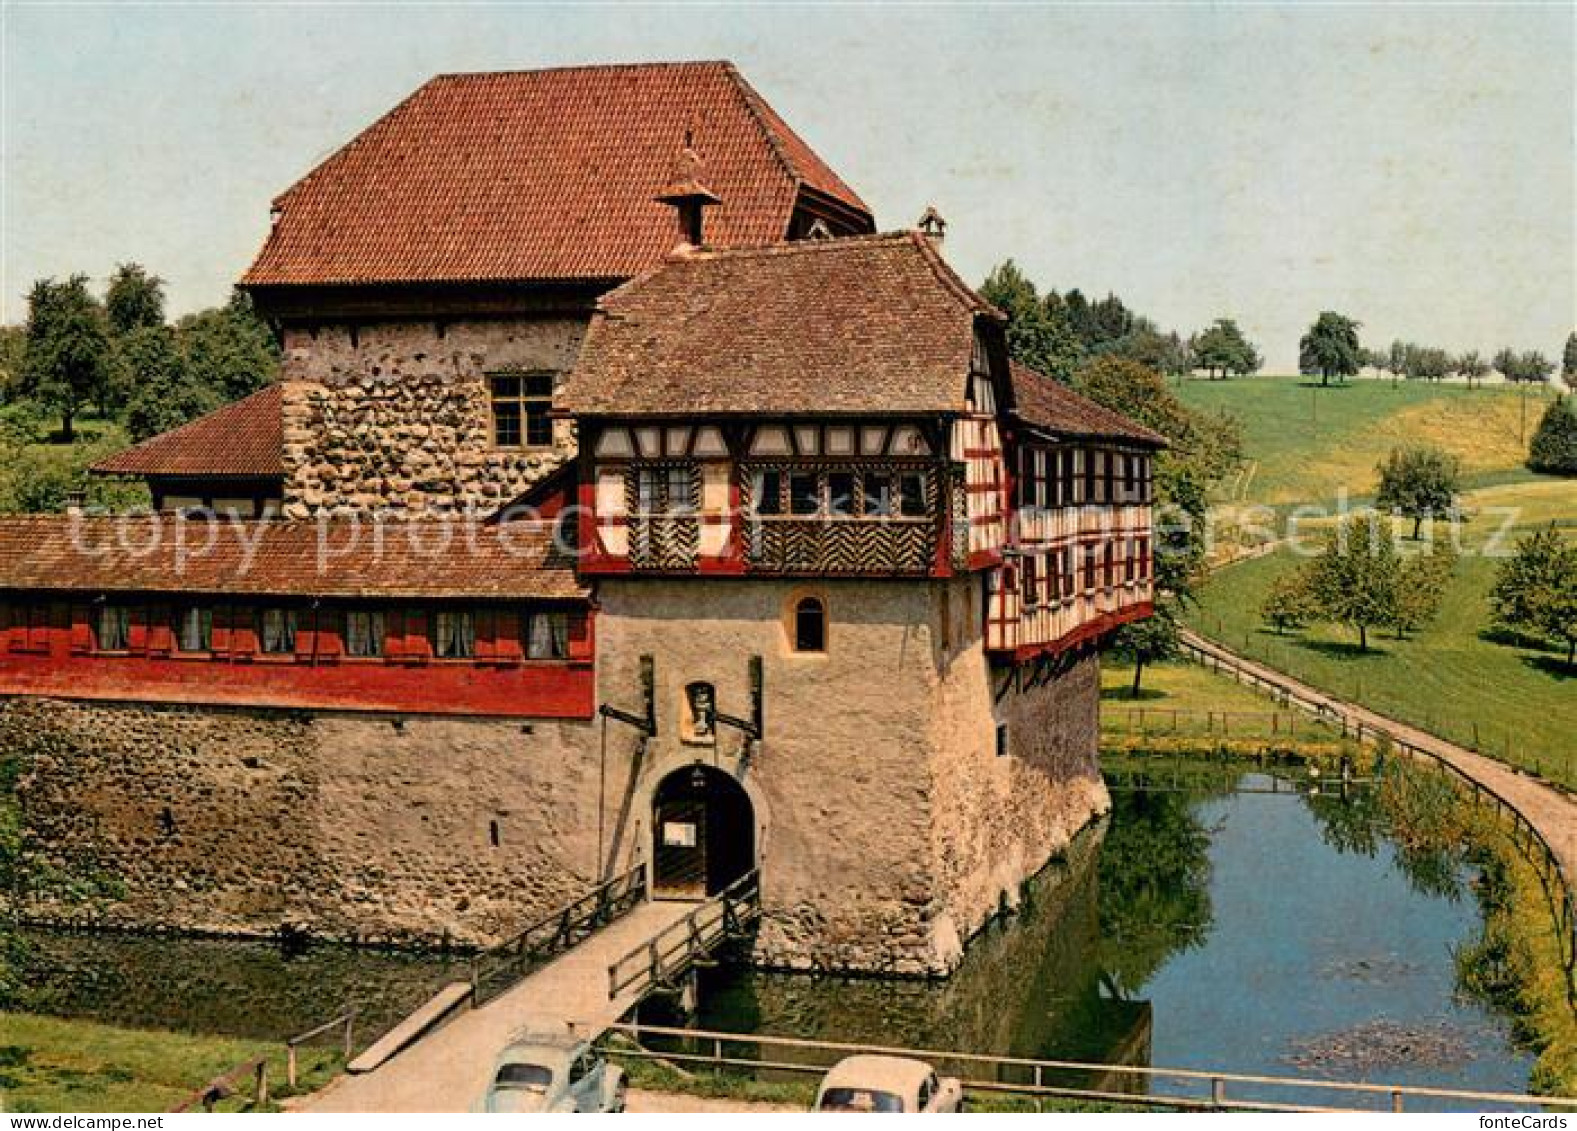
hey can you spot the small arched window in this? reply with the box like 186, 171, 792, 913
793, 596, 827, 653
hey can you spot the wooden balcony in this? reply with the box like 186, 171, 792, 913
743, 516, 935, 575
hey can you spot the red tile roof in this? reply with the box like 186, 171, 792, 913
91, 385, 285, 479
0, 516, 584, 600
1009, 361, 1167, 446
242, 62, 872, 288
560, 232, 999, 417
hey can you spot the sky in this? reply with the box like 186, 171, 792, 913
2, 1, 1572, 372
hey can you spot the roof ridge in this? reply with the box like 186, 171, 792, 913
718, 63, 804, 204
906, 230, 1001, 320
430, 59, 733, 81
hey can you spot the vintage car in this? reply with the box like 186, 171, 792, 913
813, 1055, 964, 1113
475, 1034, 626, 1113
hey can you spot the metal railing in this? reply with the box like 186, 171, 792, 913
607, 869, 761, 1001
604, 1022, 1577, 1113
472, 863, 648, 1004
1180, 630, 1577, 1007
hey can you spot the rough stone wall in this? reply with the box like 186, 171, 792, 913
928, 618, 1109, 962
3, 697, 608, 946
278, 318, 585, 517
594, 577, 946, 976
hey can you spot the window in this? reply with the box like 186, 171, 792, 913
489, 372, 554, 448
789, 472, 820, 516
433, 609, 476, 659
1022, 555, 1039, 608
793, 596, 826, 653
897, 473, 926, 517
827, 471, 855, 516
862, 473, 893, 517
95, 604, 131, 651
751, 469, 783, 515
524, 609, 569, 659
635, 465, 696, 514
257, 607, 297, 654
172, 606, 212, 653
996, 723, 1009, 759
344, 609, 385, 657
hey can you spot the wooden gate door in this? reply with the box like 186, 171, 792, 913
653, 795, 708, 899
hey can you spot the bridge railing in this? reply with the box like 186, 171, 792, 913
603, 1021, 1577, 1113
607, 869, 761, 1001
472, 862, 647, 1005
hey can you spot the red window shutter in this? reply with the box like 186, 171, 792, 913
69, 605, 92, 654
568, 607, 592, 662
404, 609, 431, 661
147, 604, 173, 655
475, 608, 497, 662
384, 609, 405, 659
212, 606, 232, 657
314, 609, 343, 660
493, 609, 522, 663
229, 607, 257, 658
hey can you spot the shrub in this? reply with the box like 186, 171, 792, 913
1527, 396, 1577, 475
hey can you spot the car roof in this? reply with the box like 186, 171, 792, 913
497, 1038, 583, 1071
821, 1055, 934, 1093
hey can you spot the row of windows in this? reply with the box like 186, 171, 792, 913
3, 602, 574, 662
1016, 537, 1152, 608
1017, 447, 1153, 509
751, 468, 928, 519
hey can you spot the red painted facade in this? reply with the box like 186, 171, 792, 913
0, 600, 595, 719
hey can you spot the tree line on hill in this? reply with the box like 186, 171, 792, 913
1298, 311, 1571, 391
0, 264, 278, 444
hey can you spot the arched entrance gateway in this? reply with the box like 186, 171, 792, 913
651, 765, 755, 899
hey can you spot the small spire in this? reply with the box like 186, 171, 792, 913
916, 205, 946, 245
655, 141, 721, 247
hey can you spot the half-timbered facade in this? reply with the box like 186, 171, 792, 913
0, 61, 1162, 976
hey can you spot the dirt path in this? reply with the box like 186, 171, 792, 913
1181, 629, 1577, 887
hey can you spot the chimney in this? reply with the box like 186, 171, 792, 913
916, 205, 947, 247
655, 138, 721, 248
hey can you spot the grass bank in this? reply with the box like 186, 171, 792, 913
1189, 547, 1577, 788
1100, 658, 1343, 750
0, 1012, 341, 1112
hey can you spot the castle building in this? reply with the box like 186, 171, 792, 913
0, 61, 1160, 975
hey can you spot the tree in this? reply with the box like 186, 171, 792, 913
1386, 340, 1409, 387
1563, 331, 1577, 391
1394, 543, 1456, 639
1527, 396, 1577, 475
1493, 347, 1518, 383
1455, 350, 1489, 389
1191, 318, 1260, 379
1111, 601, 1179, 698
1260, 569, 1315, 635
1375, 446, 1462, 539
1404, 346, 1451, 382
1514, 350, 1555, 386
0, 325, 24, 401
105, 263, 166, 336
979, 261, 1082, 383
1299, 312, 1362, 386
1304, 516, 1403, 651
120, 325, 219, 441
1491, 525, 1577, 665
175, 290, 278, 401
20, 275, 111, 441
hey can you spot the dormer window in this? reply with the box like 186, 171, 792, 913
490, 372, 554, 448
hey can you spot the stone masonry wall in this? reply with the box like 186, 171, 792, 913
594, 577, 946, 976
278, 318, 585, 517
928, 619, 1108, 961
3, 697, 612, 946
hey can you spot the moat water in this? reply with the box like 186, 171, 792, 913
13, 754, 1537, 1105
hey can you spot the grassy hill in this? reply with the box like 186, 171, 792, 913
1172, 376, 1575, 787
1175, 376, 1552, 508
